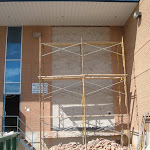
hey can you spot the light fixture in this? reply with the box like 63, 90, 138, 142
32, 32, 41, 38
25, 107, 30, 112
133, 11, 142, 19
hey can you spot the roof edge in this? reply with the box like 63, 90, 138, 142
0, 0, 139, 2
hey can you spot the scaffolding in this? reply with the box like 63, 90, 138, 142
38, 37, 130, 150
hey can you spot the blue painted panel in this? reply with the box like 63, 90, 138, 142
5, 61, 20, 82
5, 83, 20, 94
6, 27, 22, 59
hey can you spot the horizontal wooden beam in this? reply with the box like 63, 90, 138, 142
41, 114, 128, 119
38, 75, 83, 80
85, 77, 123, 79
41, 42, 119, 47
44, 131, 125, 139
38, 74, 127, 81
85, 74, 127, 77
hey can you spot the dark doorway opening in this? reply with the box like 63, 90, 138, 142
5, 95, 20, 132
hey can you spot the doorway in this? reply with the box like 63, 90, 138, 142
4, 95, 20, 132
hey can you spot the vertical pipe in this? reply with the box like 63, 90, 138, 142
121, 36, 130, 147
3, 114, 6, 132
32, 132, 33, 150
1, 116, 2, 133
17, 116, 18, 133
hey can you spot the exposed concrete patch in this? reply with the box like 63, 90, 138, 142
51, 27, 114, 142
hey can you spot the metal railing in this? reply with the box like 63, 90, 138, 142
1, 116, 34, 150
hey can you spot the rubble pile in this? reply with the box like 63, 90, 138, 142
50, 138, 134, 150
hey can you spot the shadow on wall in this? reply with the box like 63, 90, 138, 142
123, 5, 141, 143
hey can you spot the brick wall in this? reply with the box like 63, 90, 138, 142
21, 26, 51, 132
0, 24, 144, 148
124, 0, 150, 146
0, 26, 127, 133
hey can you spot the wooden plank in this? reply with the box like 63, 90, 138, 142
41, 114, 128, 119
85, 74, 127, 77
121, 36, 130, 146
41, 42, 119, 47
38, 74, 126, 81
85, 77, 123, 79
39, 74, 127, 78
38, 76, 124, 80
44, 131, 125, 139
38, 75, 83, 80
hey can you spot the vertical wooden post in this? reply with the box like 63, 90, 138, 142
80, 38, 84, 144
41, 44, 45, 149
42, 81, 45, 149
81, 38, 84, 75
121, 36, 130, 147
116, 45, 123, 146
39, 36, 42, 150
80, 38, 87, 149
81, 77, 87, 148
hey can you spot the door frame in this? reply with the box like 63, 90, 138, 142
3, 94, 21, 132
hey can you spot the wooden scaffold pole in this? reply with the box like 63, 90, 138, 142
80, 38, 87, 149
42, 79, 45, 149
121, 36, 130, 147
116, 45, 124, 146
39, 36, 42, 150
39, 39, 128, 149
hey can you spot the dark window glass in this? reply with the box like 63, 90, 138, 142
5, 61, 20, 82
5, 83, 20, 94
6, 27, 22, 59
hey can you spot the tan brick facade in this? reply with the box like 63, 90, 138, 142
0, 26, 129, 133
21, 26, 51, 132
124, 0, 150, 146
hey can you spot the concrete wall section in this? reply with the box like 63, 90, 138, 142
51, 27, 114, 134
0, 26, 7, 118
124, 0, 150, 147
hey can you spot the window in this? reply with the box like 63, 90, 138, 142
6, 27, 21, 59
4, 27, 22, 94
5, 61, 21, 82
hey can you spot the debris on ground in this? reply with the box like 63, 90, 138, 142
50, 138, 134, 150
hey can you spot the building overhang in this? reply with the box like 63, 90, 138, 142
0, 0, 139, 26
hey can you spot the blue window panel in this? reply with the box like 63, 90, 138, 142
5, 61, 21, 82
5, 83, 20, 94
6, 43, 21, 59
6, 27, 22, 59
